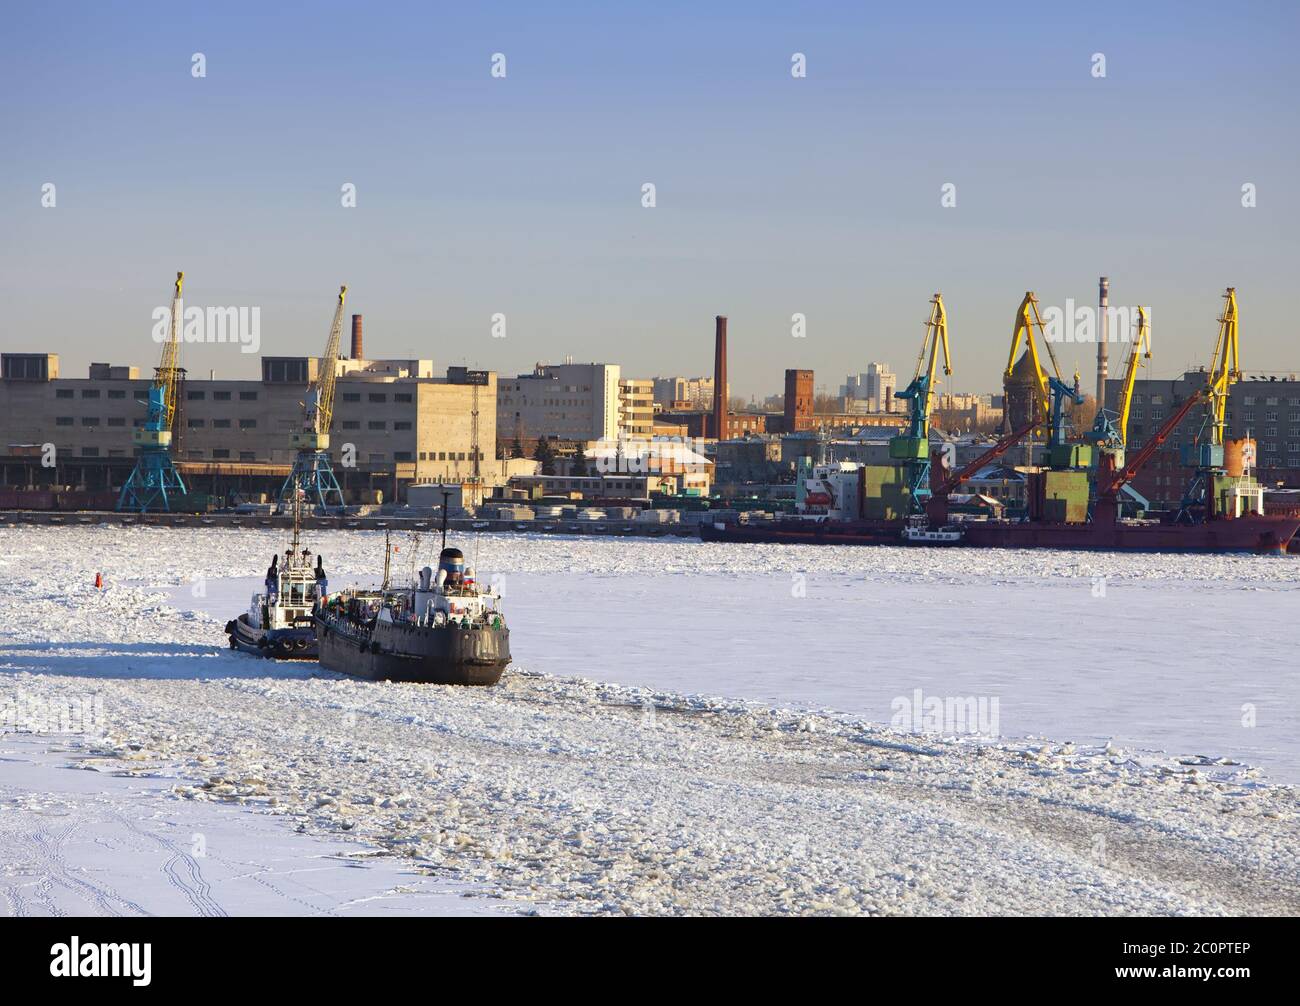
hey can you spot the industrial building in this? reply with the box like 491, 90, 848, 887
0, 318, 501, 502
495, 362, 622, 447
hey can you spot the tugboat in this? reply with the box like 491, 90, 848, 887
312, 495, 510, 685
225, 493, 327, 659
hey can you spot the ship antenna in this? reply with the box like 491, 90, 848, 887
440, 489, 451, 552
382, 530, 392, 592
290, 487, 302, 557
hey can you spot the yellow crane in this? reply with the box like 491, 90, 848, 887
1177, 287, 1242, 521
1004, 291, 1064, 429
117, 271, 190, 512
279, 285, 348, 511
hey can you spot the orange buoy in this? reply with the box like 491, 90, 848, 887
94, 572, 103, 589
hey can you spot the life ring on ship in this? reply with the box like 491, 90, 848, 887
294, 638, 308, 650
224, 620, 237, 634
275, 638, 294, 656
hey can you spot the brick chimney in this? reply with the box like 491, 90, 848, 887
712, 315, 727, 439
350, 314, 363, 360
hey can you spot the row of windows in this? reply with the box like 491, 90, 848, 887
338, 392, 414, 404
52, 388, 422, 404
187, 390, 257, 401
417, 451, 483, 461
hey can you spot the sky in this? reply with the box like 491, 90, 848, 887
2, 0, 1297, 400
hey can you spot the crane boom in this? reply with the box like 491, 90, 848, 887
154, 271, 184, 432
1114, 306, 1150, 446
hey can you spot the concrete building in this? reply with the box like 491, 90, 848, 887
496, 362, 621, 448
840, 363, 897, 413
0, 351, 497, 500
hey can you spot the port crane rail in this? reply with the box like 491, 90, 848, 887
279, 285, 348, 512
891, 293, 952, 505
117, 271, 190, 513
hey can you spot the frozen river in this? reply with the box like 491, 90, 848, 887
3, 525, 1298, 915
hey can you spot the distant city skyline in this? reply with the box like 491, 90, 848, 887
4, 1, 1298, 399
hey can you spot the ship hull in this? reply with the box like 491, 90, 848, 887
699, 515, 1300, 554
698, 518, 903, 546
314, 612, 510, 685
225, 614, 318, 659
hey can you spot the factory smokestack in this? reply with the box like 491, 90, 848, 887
351, 314, 364, 360
712, 316, 728, 440
1096, 277, 1109, 408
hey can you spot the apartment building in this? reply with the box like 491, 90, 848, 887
618, 378, 655, 437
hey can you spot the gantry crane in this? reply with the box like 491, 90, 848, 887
1176, 288, 1241, 522
117, 271, 190, 512
278, 285, 348, 512
890, 293, 952, 506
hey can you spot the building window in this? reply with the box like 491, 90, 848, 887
368, 421, 386, 430
341, 393, 360, 402
394, 421, 412, 431
81, 447, 99, 457
395, 393, 413, 403
239, 391, 258, 401
239, 418, 256, 429
368, 453, 384, 463
240, 451, 256, 461
212, 449, 230, 459
368, 393, 386, 403
56, 388, 74, 399
212, 419, 231, 429
187, 390, 205, 400
214, 390, 231, 401
342, 421, 360, 430
56, 416, 74, 426
107, 416, 125, 427
187, 418, 205, 428
81, 417, 100, 426
108, 389, 125, 399
394, 451, 413, 461
81, 389, 100, 399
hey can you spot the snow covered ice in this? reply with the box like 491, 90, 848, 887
2, 525, 1298, 916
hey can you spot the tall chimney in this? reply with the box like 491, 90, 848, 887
1096, 277, 1109, 407
712, 315, 728, 440
351, 314, 364, 360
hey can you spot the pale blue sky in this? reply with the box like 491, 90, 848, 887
3, 1, 1297, 398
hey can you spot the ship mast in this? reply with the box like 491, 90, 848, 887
440, 489, 451, 552
381, 531, 392, 591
